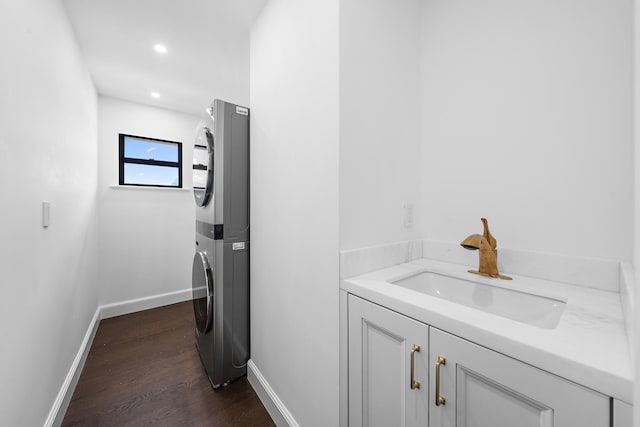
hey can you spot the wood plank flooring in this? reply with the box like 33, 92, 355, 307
62, 301, 274, 427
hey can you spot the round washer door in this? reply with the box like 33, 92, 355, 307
192, 252, 213, 334
192, 126, 214, 207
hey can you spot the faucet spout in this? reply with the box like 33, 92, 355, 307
460, 218, 512, 280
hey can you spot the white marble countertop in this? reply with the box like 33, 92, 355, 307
341, 258, 632, 403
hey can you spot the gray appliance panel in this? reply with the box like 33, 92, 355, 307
195, 221, 218, 241
224, 107, 249, 242
213, 99, 249, 242
193, 226, 249, 387
206, 239, 249, 387
226, 242, 249, 368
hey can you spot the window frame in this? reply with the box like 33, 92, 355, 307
118, 133, 183, 188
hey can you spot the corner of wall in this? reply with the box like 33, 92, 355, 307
619, 262, 635, 370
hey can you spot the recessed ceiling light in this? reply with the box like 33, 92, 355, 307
150, 91, 161, 99
153, 44, 168, 54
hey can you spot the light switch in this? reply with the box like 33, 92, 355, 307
42, 201, 50, 228
404, 204, 413, 229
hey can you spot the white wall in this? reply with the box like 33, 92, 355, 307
0, 0, 98, 425
339, 0, 422, 251
419, 0, 633, 261
250, 0, 340, 425
97, 96, 199, 306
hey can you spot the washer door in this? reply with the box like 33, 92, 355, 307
192, 251, 213, 334
192, 126, 214, 207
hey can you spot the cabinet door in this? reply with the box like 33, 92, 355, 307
348, 295, 429, 427
613, 399, 632, 427
429, 328, 609, 427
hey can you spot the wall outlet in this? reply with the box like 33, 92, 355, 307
404, 204, 413, 229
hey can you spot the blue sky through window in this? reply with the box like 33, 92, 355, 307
124, 136, 178, 162
123, 163, 180, 186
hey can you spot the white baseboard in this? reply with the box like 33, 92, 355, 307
45, 288, 193, 426
44, 308, 101, 427
100, 288, 192, 319
247, 360, 299, 427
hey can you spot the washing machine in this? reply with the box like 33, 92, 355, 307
191, 99, 250, 388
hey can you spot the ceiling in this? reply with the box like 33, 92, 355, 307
63, 0, 267, 117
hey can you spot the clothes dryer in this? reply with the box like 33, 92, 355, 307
191, 99, 249, 388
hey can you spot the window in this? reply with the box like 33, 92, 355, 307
119, 134, 182, 188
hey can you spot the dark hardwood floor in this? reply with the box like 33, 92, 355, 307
62, 301, 274, 427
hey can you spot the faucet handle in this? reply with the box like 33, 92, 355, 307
480, 218, 497, 251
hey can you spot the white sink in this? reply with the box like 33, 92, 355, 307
392, 272, 566, 329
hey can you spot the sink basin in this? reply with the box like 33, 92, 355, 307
392, 272, 566, 329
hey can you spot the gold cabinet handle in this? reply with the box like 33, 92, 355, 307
435, 356, 446, 406
410, 344, 421, 389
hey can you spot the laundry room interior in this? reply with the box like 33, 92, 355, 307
1, 0, 640, 426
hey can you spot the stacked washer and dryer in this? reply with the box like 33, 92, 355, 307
191, 99, 250, 388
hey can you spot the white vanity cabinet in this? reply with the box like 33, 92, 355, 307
429, 327, 609, 427
348, 294, 429, 427
347, 294, 611, 427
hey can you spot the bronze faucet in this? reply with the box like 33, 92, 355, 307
460, 218, 512, 280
